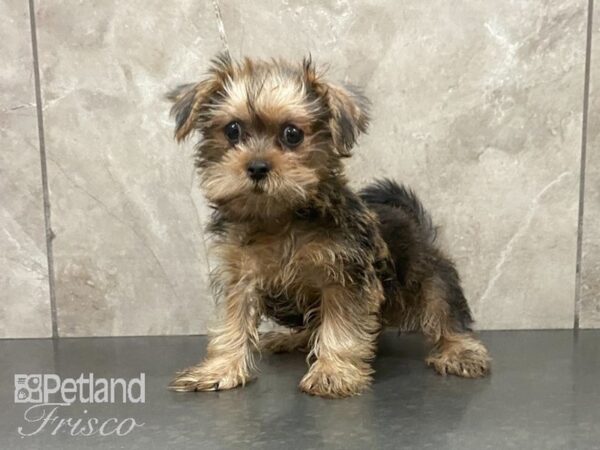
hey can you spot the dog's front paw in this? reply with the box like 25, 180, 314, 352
169, 358, 252, 392
299, 360, 372, 398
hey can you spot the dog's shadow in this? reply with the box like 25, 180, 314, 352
373, 330, 429, 381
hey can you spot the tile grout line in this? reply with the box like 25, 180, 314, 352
574, 0, 594, 330
212, 0, 230, 57
28, 0, 58, 339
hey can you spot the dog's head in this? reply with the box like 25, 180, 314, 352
167, 53, 369, 221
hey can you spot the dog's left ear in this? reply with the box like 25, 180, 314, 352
325, 84, 370, 156
303, 58, 370, 157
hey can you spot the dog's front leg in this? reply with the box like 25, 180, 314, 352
300, 283, 382, 398
170, 281, 261, 392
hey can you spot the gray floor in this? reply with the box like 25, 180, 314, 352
1, 331, 599, 449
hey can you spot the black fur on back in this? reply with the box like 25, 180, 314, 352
360, 179, 474, 332
360, 178, 437, 244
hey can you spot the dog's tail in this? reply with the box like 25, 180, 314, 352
359, 178, 437, 244
360, 178, 475, 333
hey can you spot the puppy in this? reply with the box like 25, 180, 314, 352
167, 54, 490, 398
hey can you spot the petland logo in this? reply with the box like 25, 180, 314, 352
14, 373, 145, 437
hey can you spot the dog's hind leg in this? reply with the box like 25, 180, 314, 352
419, 267, 491, 378
261, 328, 311, 353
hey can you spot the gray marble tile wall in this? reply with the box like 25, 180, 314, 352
1, 0, 597, 337
1, 0, 52, 337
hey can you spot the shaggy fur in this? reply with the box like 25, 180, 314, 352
167, 54, 490, 398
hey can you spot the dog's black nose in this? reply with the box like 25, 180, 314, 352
247, 160, 271, 181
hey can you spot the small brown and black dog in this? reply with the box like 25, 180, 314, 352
167, 54, 490, 398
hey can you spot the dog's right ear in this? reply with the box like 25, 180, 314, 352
166, 53, 234, 142
166, 82, 205, 142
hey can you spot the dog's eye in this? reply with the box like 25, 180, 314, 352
224, 121, 242, 144
280, 125, 304, 148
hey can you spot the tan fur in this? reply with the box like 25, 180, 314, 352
169, 279, 262, 391
426, 334, 491, 378
300, 284, 383, 398
200, 143, 321, 221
